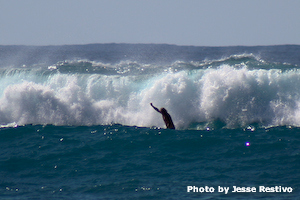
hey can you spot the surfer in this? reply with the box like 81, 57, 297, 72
150, 103, 175, 129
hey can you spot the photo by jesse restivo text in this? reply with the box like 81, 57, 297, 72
187, 185, 293, 194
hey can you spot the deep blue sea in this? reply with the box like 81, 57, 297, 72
0, 44, 299, 199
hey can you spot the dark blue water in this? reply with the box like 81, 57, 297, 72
0, 125, 299, 199
0, 44, 299, 199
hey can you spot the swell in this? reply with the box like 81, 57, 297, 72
0, 56, 300, 129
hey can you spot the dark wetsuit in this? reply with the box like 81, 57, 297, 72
150, 103, 175, 129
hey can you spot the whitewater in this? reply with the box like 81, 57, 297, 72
1, 52, 300, 129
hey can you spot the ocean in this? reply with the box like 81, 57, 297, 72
0, 44, 299, 199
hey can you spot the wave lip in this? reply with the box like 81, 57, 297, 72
47, 54, 296, 76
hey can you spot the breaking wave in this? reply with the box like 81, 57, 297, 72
1, 55, 300, 129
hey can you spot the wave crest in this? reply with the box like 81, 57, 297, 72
1, 60, 300, 129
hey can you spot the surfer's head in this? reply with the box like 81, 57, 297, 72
160, 108, 168, 114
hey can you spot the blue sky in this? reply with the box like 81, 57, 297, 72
1, 0, 299, 46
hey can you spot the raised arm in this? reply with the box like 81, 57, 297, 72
150, 103, 161, 113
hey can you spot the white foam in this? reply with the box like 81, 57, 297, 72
1, 65, 300, 128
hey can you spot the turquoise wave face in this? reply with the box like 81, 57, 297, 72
0, 55, 300, 128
